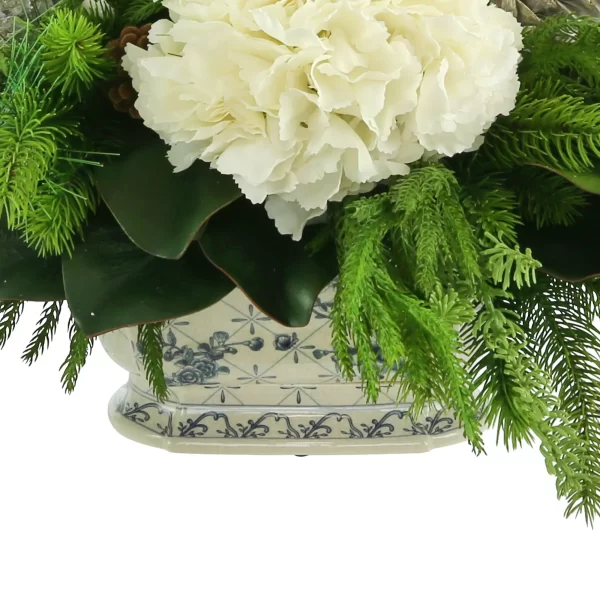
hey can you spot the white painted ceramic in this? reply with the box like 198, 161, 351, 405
101, 284, 467, 453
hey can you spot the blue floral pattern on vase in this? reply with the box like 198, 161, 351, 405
162, 329, 264, 387
148, 283, 403, 390
273, 333, 299, 351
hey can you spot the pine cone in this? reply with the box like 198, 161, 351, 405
106, 24, 152, 119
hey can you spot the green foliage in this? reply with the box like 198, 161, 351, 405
22, 300, 62, 364
460, 175, 522, 244
17, 169, 97, 256
39, 8, 111, 99
0, 90, 73, 226
332, 166, 486, 452
483, 234, 540, 290
331, 161, 561, 458
138, 323, 168, 402
511, 276, 600, 524
0, 301, 24, 349
513, 166, 588, 228
63, 215, 236, 336
484, 92, 600, 173
0, 220, 66, 301
2, 19, 46, 93
201, 200, 338, 328
520, 16, 600, 96
389, 164, 481, 296
121, 0, 165, 24
60, 315, 94, 393
0, 11, 102, 258
96, 138, 242, 259
480, 17, 600, 175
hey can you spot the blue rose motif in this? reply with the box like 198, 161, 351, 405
193, 356, 220, 379
176, 366, 205, 385
175, 357, 221, 385
274, 333, 299, 351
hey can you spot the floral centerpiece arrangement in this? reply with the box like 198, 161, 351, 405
2, 0, 600, 522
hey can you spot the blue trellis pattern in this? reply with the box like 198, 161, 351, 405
230, 303, 271, 335
151, 283, 403, 391
153, 286, 347, 389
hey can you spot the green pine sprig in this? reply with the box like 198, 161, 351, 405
60, 316, 94, 393
484, 92, 600, 173
39, 8, 111, 100
389, 163, 481, 296
331, 165, 488, 452
0, 301, 24, 349
122, 0, 165, 25
137, 323, 169, 402
520, 15, 600, 96
515, 276, 600, 525
513, 166, 588, 228
22, 301, 63, 364
17, 168, 97, 256
0, 90, 74, 227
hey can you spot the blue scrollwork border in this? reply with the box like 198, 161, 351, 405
116, 398, 455, 441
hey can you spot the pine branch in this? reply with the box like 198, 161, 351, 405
0, 300, 24, 349
460, 175, 522, 247
484, 93, 600, 173
0, 89, 76, 228
122, 0, 165, 24
60, 316, 93, 393
483, 233, 540, 290
137, 323, 169, 402
39, 8, 111, 100
390, 163, 481, 296
516, 276, 600, 525
520, 15, 600, 94
0, 27, 95, 257
332, 190, 485, 452
2, 18, 46, 93
512, 166, 588, 228
16, 168, 97, 256
21, 300, 62, 364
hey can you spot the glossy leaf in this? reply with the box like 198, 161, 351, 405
519, 199, 600, 282
63, 217, 235, 335
96, 138, 242, 259
534, 164, 600, 195
200, 200, 337, 327
0, 225, 65, 301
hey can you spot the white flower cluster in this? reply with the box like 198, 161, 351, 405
124, 0, 523, 239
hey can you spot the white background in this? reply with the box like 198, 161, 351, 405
1, 305, 598, 600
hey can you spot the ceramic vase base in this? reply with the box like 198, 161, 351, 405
107, 383, 468, 455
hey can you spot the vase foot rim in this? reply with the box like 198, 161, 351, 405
108, 388, 468, 455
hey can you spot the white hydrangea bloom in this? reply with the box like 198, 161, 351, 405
124, 0, 523, 240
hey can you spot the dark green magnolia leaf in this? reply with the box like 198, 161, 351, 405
519, 199, 600, 282
63, 217, 235, 336
0, 225, 64, 301
533, 164, 600, 195
200, 200, 337, 327
96, 138, 242, 259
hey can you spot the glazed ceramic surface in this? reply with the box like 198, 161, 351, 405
101, 283, 467, 453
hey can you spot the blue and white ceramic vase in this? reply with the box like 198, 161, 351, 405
101, 283, 466, 453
